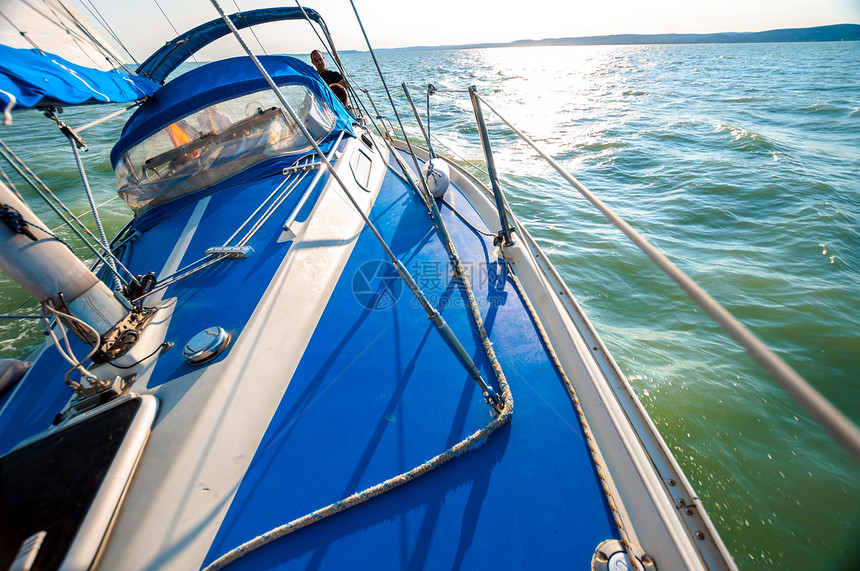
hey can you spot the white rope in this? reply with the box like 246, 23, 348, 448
501, 251, 643, 570
476, 93, 860, 464
204, 394, 511, 570
76, 105, 134, 132
203, 173, 514, 571
41, 301, 102, 392
49, 196, 120, 233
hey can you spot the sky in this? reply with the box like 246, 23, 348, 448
71, 0, 860, 61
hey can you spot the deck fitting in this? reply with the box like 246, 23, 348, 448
592, 539, 657, 571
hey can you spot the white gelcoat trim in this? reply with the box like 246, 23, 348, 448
25, 395, 157, 571
9, 531, 45, 571
149, 195, 211, 304
411, 140, 734, 570
88, 298, 177, 384
96, 134, 390, 571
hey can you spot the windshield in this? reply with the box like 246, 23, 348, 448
115, 84, 336, 214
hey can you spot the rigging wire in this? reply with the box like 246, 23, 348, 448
0, 164, 23, 200
293, 0, 363, 116
0, 293, 41, 321
51, 0, 126, 69
151, 0, 181, 36
0, 139, 98, 248
400, 84, 489, 175
75, 104, 136, 133
231, 0, 267, 55
27, 0, 117, 70
199, 12, 513, 569
65, 133, 123, 291
79, 0, 141, 68
438, 197, 496, 237
289, 1, 394, 137
49, 196, 120, 234
475, 92, 860, 464
151, 0, 201, 68
0, 138, 137, 285
278, 0, 385, 154
430, 132, 488, 176
0, 11, 44, 53
134, 155, 322, 303
293, 2, 335, 63
208, 0, 498, 403
344, 0, 438, 212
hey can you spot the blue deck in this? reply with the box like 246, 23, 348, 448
202, 151, 620, 569
0, 152, 331, 454
0, 142, 621, 569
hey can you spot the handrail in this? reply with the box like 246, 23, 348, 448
208, 0, 501, 410
468, 87, 514, 246
468, 91, 860, 463
400, 84, 437, 159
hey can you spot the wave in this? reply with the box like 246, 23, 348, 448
574, 140, 628, 153
713, 123, 780, 153
798, 101, 851, 116
724, 96, 769, 103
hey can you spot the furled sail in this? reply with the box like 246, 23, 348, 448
0, 0, 158, 123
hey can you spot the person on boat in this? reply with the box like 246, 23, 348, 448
329, 83, 348, 107
310, 49, 348, 106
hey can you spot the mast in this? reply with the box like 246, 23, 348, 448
0, 181, 128, 343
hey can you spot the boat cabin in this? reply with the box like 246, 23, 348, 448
110, 56, 354, 215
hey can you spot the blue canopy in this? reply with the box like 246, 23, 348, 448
110, 55, 355, 167
0, 45, 159, 119
137, 7, 330, 85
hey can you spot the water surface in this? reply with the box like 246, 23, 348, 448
1, 41, 858, 569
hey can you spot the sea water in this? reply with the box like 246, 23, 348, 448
1, 41, 858, 569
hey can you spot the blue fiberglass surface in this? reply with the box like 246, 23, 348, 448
0, 143, 338, 455
0, 153, 328, 454
203, 154, 619, 569
120, 155, 334, 388
0, 345, 85, 456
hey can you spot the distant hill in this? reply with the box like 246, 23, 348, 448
396, 23, 860, 51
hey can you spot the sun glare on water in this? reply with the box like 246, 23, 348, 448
457, 45, 635, 176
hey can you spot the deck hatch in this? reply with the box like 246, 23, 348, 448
0, 396, 156, 571
349, 145, 374, 191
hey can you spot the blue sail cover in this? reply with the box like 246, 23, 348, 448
0, 45, 159, 119
110, 55, 355, 168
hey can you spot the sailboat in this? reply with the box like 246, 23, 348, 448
2, 2, 857, 570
